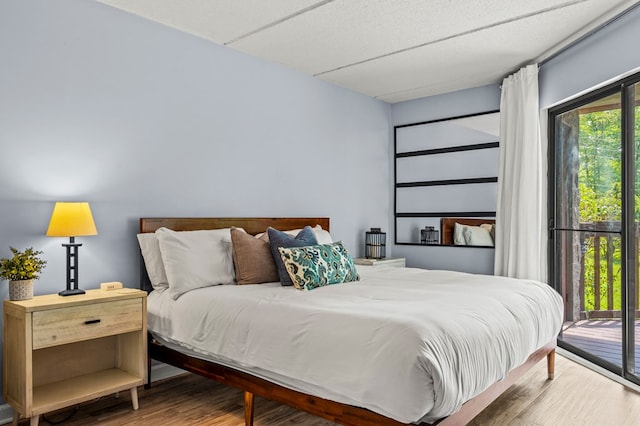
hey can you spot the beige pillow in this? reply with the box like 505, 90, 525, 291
230, 227, 279, 285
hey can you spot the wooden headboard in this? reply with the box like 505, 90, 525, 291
138, 217, 330, 292
440, 217, 495, 245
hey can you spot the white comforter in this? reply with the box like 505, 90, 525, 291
148, 267, 563, 423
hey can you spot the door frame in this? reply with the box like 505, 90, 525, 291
548, 71, 640, 385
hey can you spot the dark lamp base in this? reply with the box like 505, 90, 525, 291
59, 288, 86, 297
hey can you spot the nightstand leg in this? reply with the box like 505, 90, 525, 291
30, 415, 39, 426
12, 410, 18, 426
130, 386, 139, 410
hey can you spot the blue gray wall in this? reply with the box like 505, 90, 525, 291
539, 5, 640, 109
0, 0, 391, 301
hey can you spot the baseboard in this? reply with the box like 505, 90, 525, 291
557, 347, 640, 393
0, 363, 187, 424
0, 401, 14, 425
150, 362, 186, 382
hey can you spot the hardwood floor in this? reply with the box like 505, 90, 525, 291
7, 354, 640, 426
471, 353, 640, 426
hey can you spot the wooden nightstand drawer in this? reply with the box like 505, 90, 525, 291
32, 298, 142, 349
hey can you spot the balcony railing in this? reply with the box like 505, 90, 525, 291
578, 222, 640, 319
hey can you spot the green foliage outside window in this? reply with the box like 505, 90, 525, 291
578, 105, 640, 314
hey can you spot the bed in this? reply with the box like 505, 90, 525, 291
139, 217, 561, 425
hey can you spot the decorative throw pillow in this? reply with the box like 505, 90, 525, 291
230, 227, 279, 285
156, 227, 235, 300
463, 226, 494, 247
137, 233, 169, 291
267, 226, 318, 286
278, 242, 359, 290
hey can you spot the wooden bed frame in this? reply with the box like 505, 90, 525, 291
440, 217, 496, 245
139, 217, 556, 426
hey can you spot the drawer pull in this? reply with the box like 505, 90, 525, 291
84, 319, 101, 325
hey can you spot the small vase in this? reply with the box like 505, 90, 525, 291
9, 279, 33, 301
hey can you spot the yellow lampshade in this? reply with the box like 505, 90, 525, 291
46, 202, 98, 237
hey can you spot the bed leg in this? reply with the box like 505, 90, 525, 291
244, 391, 255, 426
547, 349, 555, 380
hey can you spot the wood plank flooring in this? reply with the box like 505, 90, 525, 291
6, 354, 640, 426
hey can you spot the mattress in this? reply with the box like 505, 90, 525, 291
147, 266, 563, 423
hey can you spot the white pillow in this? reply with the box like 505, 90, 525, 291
311, 225, 333, 244
137, 233, 169, 291
480, 223, 493, 233
453, 223, 467, 245
155, 227, 235, 300
462, 226, 494, 247
480, 223, 496, 243
255, 225, 333, 244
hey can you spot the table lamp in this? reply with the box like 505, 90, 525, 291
46, 202, 98, 296
365, 227, 386, 259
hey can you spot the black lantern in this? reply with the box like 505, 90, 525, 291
420, 226, 439, 245
365, 228, 386, 259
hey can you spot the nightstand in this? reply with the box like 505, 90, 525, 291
353, 257, 406, 269
3, 288, 147, 426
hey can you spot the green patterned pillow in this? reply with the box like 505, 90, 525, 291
278, 242, 360, 290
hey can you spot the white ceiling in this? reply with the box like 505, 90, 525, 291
97, 0, 639, 103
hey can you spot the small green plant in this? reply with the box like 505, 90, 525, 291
0, 247, 47, 281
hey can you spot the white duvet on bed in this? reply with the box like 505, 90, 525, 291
147, 266, 563, 423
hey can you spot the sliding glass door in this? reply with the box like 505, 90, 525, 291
628, 82, 639, 379
550, 74, 640, 384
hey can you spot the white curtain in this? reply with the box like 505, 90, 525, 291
494, 64, 547, 281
